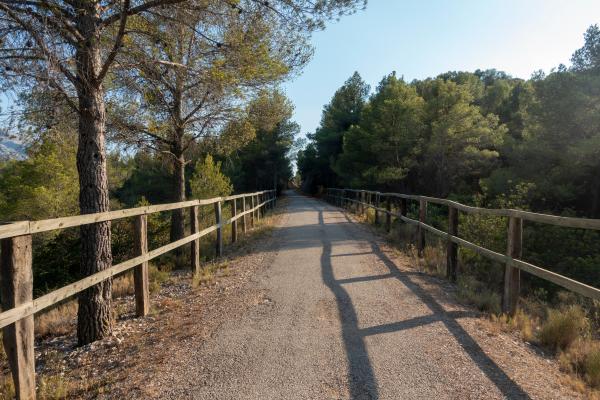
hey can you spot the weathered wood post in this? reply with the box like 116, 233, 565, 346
446, 206, 459, 282
374, 192, 380, 225
502, 216, 522, 315
251, 195, 255, 228
242, 196, 247, 234
400, 198, 407, 220
215, 201, 223, 257
1, 234, 36, 400
231, 199, 238, 243
134, 215, 150, 316
341, 189, 346, 209
190, 206, 201, 275
385, 195, 392, 232
417, 198, 427, 256
257, 194, 262, 221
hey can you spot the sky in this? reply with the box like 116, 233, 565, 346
283, 0, 600, 137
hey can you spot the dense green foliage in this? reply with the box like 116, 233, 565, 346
298, 25, 600, 297
0, 88, 297, 294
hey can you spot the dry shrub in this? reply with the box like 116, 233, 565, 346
112, 272, 134, 298
149, 263, 170, 294
35, 301, 77, 338
0, 374, 15, 399
38, 374, 69, 399
456, 275, 501, 315
559, 339, 600, 389
492, 309, 536, 342
423, 243, 446, 277
538, 305, 589, 351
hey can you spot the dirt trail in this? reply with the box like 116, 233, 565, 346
144, 192, 581, 400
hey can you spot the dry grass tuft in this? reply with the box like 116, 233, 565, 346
456, 275, 501, 315
38, 374, 69, 399
35, 301, 77, 338
422, 243, 447, 278
149, 263, 170, 294
538, 305, 589, 351
112, 273, 135, 298
0, 373, 15, 399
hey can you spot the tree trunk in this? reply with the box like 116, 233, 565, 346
169, 137, 186, 246
75, 6, 113, 346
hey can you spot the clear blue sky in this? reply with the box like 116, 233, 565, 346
283, 0, 600, 137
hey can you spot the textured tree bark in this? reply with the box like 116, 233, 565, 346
169, 139, 186, 246
75, 6, 113, 346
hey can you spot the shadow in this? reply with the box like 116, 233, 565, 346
294, 194, 531, 400
320, 222, 379, 399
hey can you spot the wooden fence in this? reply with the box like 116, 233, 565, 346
326, 188, 600, 315
0, 189, 276, 399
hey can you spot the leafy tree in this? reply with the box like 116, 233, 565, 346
336, 73, 425, 189
417, 78, 506, 196
308, 72, 370, 190
190, 154, 233, 199
0, 134, 78, 222
225, 90, 299, 192
571, 24, 600, 73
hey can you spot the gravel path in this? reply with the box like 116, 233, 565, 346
147, 192, 582, 400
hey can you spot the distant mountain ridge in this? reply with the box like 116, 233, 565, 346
0, 139, 26, 160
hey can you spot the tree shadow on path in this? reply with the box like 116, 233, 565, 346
314, 199, 531, 400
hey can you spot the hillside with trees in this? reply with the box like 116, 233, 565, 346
298, 24, 600, 296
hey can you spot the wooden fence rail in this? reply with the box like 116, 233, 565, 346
0, 189, 276, 399
326, 188, 600, 315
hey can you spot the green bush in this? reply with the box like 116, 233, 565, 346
538, 305, 589, 351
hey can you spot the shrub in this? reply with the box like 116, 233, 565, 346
456, 275, 501, 315
423, 243, 446, 277
538, 305, 589, 351
149, 264, 170, 294
585, 348, 600, 388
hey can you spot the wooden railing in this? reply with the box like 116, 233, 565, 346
0, 189, 276, 399
326, 188, 600, 314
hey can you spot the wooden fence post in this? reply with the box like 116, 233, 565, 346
385, 196, 391, 232
374, 192, 380, 225
503, 216, 522, 315
134, 215, 150, 316
251, 195, 255, 227
242, 196, 247, 234
190, 206, 200, 275
256, 194, 260, 220
417, 198, 427, 256
215, 201, 223, 257
231, 199, 238, 243
1, 234, 36, 400
446, 207, 458, 282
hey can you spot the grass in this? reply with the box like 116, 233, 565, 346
456, 275, 502, 315
38, 374, 69, 399
538, 305, 589, 351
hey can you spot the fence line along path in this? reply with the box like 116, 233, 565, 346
0, 190, 276, 400
327, 188, 600, 315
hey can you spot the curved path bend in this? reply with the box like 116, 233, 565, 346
153, 192, 580, 400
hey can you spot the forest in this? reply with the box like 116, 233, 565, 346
297, 24, 600, 298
